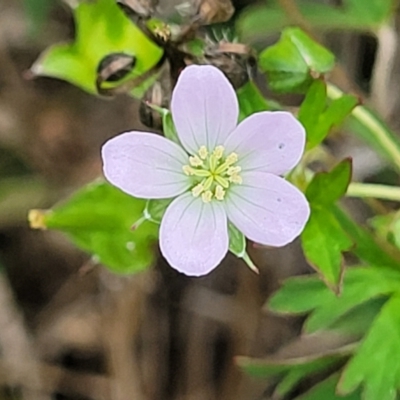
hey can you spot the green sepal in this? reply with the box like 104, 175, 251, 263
143, 198, 173, 224
228, 223, 258, 273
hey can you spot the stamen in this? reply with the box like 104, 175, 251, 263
203, 176, 214, 191
215, 185, 225, 201
215, 175, 229, 189
213, 146, 224, 160
185, 145, 242, 201
225, 152, 238, 165
198, 146, 208, 160
202, 190, 213, 203
191, 169, 211, 178
229, 174, 243, 184
214, 153, 240, 175
227, 166, 241, 176
183, 165, 194, 175
189, 155, 203, 167
192, 183, 204, 197
209, 154, 218, 172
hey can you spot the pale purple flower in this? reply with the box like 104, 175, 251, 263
102, 65, 310, 276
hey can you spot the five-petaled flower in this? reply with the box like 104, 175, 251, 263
102, 65, 310, 276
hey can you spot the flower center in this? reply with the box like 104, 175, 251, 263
182, 145, 243, 203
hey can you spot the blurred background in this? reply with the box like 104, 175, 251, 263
0, 0, 397, 399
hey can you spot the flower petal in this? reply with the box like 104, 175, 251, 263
224, 111, 306, 175
102, 131, 190, 199
225, 171, 310, 247
171, 65, 239, 154
160, 193, 229, 276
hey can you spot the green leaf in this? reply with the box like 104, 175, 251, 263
239, 353, 340, 379
299, 81, 358, 149
237, 0, 395, 44
22, 0, 53, 33
269, 267, 400, 334
329, 297, 388, 338
239, 354, 343, 398
29, 180, 158, 274
275, 358, 341, 398
295, 374, 361, 400
301, 160, 353, 289
236, 81, 275, 121
301, 208, 352, 290
306, 159, 352, 206
338, 294, 400, 400
368, 212, 398, 247
332, 206, 400, 269
259, 27, 335, 93
383, 212, 400, 251
31, 0, 163, 97
298, 79, 327, 134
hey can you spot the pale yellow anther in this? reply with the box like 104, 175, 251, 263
215, 185, 225, 201
183, 165, 194, 175
225, 152, 238, 165
213, 146, 225, 160
189, 155, 203, 167
227, 166, 241, 176
202, 190, 213, 203
198, 146, 208, 160
229, 174, 243, 184
192, 183, 204, 197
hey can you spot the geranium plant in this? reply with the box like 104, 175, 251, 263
27, 0, 400, 399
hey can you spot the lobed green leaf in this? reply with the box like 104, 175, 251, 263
269, 267, 400, 334
30, 181, 158, 274
31, 0, 163, 97
306, 160, 352, 206
338, 295, 400, 400
259, 27, 335, 93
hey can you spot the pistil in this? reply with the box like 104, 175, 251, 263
183, 145, 243, 202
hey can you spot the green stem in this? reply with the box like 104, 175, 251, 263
327, 83, 400, 173
348, 182, 400, 202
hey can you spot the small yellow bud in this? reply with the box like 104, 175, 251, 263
28, 209, 47, 230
